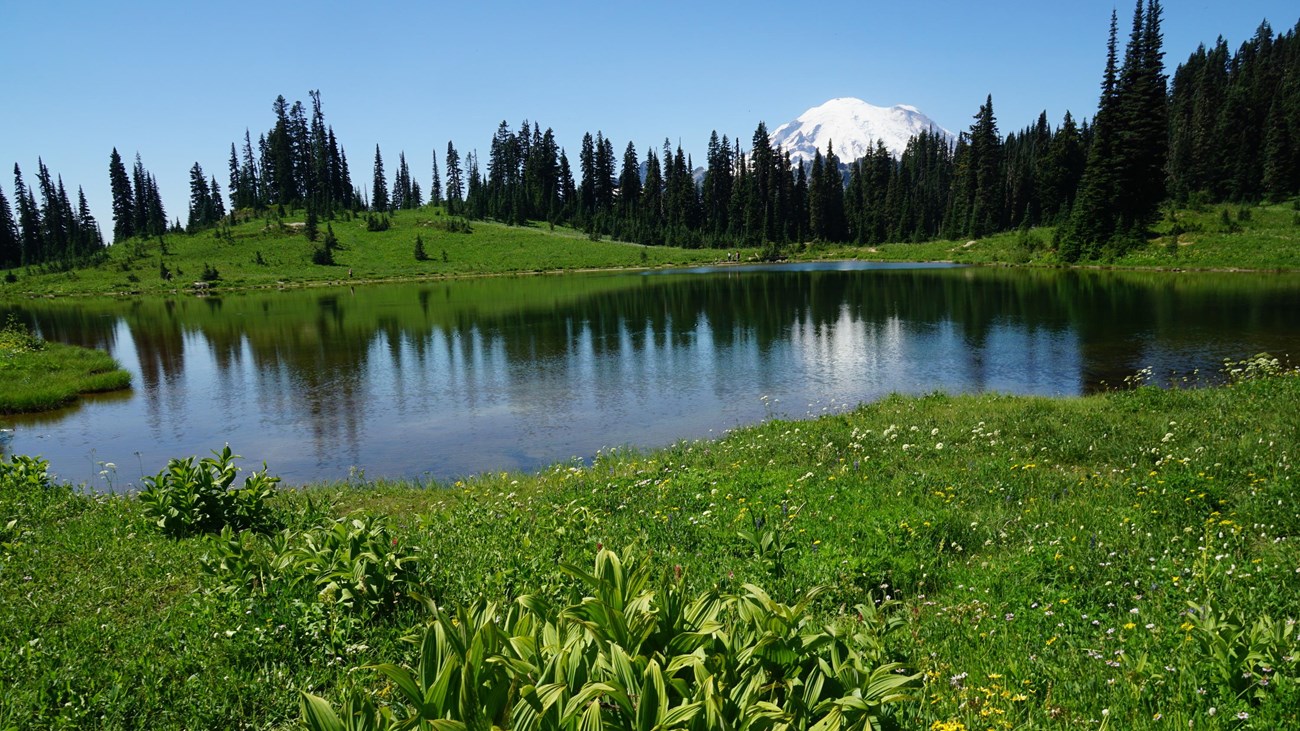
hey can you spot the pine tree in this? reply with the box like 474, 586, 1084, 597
969, 96, 1004, 237
187, 162, 215, 232
371, 145, 389, 212
0, 183, 19, 269
14, 165, 42, 266
618, 141, 641, 218
429, 152, 442, 206
445, 142, 464, 213
108, 148, 136, 242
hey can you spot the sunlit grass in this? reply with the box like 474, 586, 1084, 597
3, 364, 1298, 728
0, 206, 729, 297
0, 319, 130, 413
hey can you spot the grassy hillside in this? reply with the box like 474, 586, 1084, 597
2, 361, 1297, 729
790, 198, 1300, 271
0, 207, 730, 297
3, 199, 1297, 298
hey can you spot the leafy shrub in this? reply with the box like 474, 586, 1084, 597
1184, 601, 1298, 705
303, 547, 917, 730
0, 453, 52, 493
0, 315, 44, 353
203, 515, 419, 618
138, 445, 279, 537
294, 516, 419, 617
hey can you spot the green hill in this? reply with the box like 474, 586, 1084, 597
0, 207, 730, 297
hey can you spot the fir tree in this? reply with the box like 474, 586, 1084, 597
618, 141, 641, 218
0, 183, 19, 269
108, 147, 136, 242
429, 152, 442, 206
445, 142, 464, 213
371, 145, 389, 212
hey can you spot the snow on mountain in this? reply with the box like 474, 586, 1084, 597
770, 97, 953, 168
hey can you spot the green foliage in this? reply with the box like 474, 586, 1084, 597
0, 453, 51, 492
413, 234, 427, 262
1184, 601, 1298, 705
138, 445, 279, 537
200, 262, 220, 282
203, 514, 420, 618
0, 314, 43, 352
305, 547, 917, 731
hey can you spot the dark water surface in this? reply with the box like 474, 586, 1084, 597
4, 263, 1299, 487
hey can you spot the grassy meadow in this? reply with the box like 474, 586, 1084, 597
789, 198, 1300, 271
2, 198, 1297, 300
0, 208, 728, 297
0, 317, 130, 413
2, 360, 1297, 729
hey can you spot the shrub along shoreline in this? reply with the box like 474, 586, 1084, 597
1, 360, 1298, 729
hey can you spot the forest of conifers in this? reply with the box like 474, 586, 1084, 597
0, 1, 1297, 271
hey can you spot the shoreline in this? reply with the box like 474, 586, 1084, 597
5, 254, 1299, 301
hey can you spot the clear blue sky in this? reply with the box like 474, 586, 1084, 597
1, 1, 1295, 238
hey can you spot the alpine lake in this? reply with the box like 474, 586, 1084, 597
4, 261, 1300, 489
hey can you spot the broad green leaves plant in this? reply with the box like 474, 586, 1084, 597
304, 547, 918, 730
139, 445, 279, 537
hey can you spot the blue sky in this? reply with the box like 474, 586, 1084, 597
1, 1, 1295, 236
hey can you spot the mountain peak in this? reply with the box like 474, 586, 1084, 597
770, 98, 953, 167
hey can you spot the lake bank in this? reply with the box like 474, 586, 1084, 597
2, 200, 1298, 300
2, 366, 1297, 729
0, 318, 130, 414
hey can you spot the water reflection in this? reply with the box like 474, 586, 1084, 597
3, 264, 1299, 486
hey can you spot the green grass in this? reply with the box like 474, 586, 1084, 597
4, 198, 1296, 299
788, 198, 1300, 272
0, 320, 131, 413
2, 363, 1298, 729
0, 207, 729, 297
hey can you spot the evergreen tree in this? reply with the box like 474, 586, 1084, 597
969, 96, 1004, 237
371, 145, 389, 212
445, 142, 464, 213
14, 165, 42, 266
187, 162, 216, 232
0, 183, 19, 269
429, 152, 442, 205
701, 131, 734, 243
108, 147, 136, 242
618, 141, 641, 218
1064, 1, 1168, 259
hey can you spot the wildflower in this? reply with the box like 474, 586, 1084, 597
1236, 711, 1249, 720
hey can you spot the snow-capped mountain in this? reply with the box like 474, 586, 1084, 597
770, 98, 953, 167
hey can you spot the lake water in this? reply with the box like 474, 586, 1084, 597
4, 262, 1300, 488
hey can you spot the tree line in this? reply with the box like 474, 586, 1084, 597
0, 160, 106, 270
2, 2, 1296, 272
